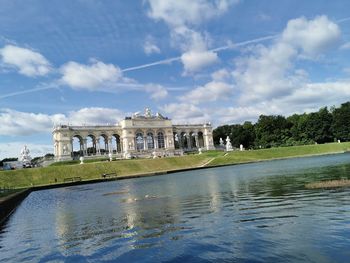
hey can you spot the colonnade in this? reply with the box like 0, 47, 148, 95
53, 120, 215, 161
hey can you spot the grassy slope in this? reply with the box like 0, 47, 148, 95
0, 142, 349, 189
209, 142, 350, 166
0, 154, 213, 189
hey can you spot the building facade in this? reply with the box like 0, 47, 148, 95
52, 109, 215, 161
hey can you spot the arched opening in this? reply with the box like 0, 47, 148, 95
87, 135, 96, 156
157, 132, 165, 149
136, 132, 144, 151
198, 131, 205, 148
147, 132, 154, 149
173, 132, 180, 149
72, 135, 83, 159
189, 132, 196, 149
99, 135, 109, 155
112, 134, 121, 153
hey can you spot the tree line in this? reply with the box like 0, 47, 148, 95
213, 102, 350, 149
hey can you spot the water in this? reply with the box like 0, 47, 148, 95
1, 153, 350, 262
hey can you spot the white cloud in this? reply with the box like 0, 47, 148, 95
60, 60, 123, 90
0, 109, 65, 136
144, 84, 168, 100
0, 45, 51, 77
197, 16, 346, 125
0, 142, 53, 160
146, 0, 237, 73
0, 107, 126, 136
180, 81, 233, 104
160, 103, 210, 123
211, 68, 231, 81
282, 15, 340, 56
181, 50, 218, 73
340, 42, 350, 50
212, 81, 350, 125
144, 36, 161, 55
233, 16, 340, 103
147, 0, 237, 27
67, 107, 125, 125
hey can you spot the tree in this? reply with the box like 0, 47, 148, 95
254, 115, 291, 148
304, 107, 333, 143
213, 125, 232, 145
332, 102, 350, 141
0, 158, 18, 167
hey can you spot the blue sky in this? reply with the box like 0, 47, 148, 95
1, 0, 350, 159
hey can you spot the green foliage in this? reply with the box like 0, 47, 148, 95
214, 102, 350, 148
0, 157, 18, 167
332, 102, 350, 141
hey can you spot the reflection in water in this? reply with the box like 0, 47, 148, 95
1, 153, 350, 262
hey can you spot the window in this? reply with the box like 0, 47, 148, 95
147, 132, 154, 149
158, 132, 165, 148
136, 133, 144, 150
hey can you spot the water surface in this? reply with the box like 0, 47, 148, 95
1, 153, 350, 262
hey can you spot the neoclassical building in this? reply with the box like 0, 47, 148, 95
53, 108, 215, 161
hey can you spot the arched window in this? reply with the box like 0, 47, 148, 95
147, 132, 154, 149
136, 132, 144, 151
158, 132, 165, 148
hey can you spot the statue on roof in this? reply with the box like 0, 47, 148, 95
145, 107, 152, 118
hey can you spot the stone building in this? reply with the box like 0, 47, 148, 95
52, 108, 215, 161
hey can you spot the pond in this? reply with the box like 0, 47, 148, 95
1, 153, 350, 262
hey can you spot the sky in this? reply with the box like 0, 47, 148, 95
1, 0, 350, 159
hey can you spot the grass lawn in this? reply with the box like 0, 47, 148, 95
1, 142, 349, 189
208, 142, 350, 166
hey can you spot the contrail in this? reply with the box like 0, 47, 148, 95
122, 57, 180, 72
337, 17, 350, 23
0, 85, 58, 99
122, 34, 277, 72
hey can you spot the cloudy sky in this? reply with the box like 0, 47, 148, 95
1, 0, 350, 159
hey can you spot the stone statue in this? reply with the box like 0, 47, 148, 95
225, 136, 233, 152
145, 107, 152, 118
79, 156, 84, 164
219, 138, 224, 146
174, 134, 179, 142
132, 111, 141, 118
156, 112, 165, 119
62, 144, 68, 155
240, 144, 244, 151
20, 145, 32, 164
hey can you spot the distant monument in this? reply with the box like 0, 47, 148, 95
20, 145, 32, 166
219, 138, 224, 147
226, 136, 233, 151
240, 144, 244, 151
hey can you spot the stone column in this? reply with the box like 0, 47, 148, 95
164, 135, 168, 149
83, 139, 87, 156
186, 135, 191, 150
108, 138, 112, 154
194, 133, 199, 148
80, 141, 84, 156
96, 138, 101, 155
154, 136, 158, 149
119, 138, 123, 153
70, 139, 74, 157
144, 137, 148, 151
